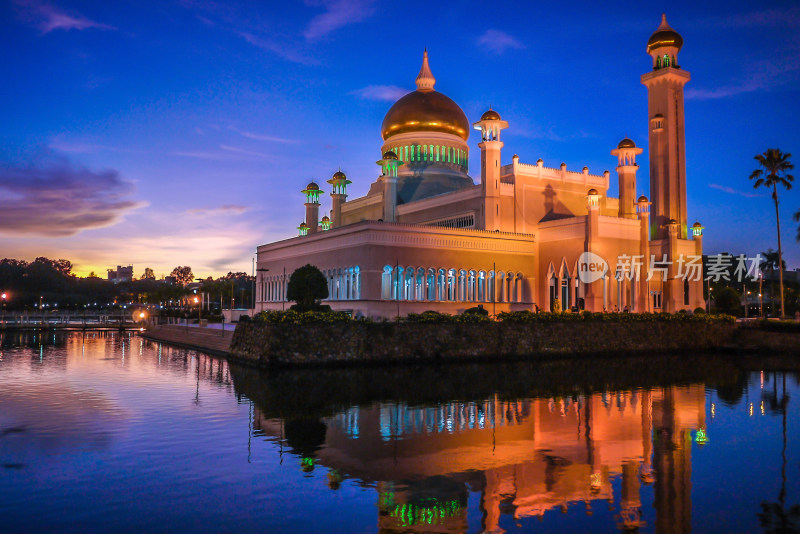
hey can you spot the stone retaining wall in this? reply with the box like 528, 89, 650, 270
230, 321, 756, 367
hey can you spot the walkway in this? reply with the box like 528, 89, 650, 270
140, 324, 234, 356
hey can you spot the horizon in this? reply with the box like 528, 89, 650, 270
1, 1, 799, 278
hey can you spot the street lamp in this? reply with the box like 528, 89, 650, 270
193, 295, 201, 323
256, 268, 270, 312
1, 292, 7, 326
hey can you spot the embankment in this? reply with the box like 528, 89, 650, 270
228, 320, 796, 367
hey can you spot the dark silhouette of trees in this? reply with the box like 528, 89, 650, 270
286, 264, 328, 311
170, 266, 194, 286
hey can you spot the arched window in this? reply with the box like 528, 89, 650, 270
467, 270, 476, 302
458, 270, 467, 301
426, 268, 435, 301
405, 267, 415, 301
478, 271, 486, 301
663, 54, 670, 68
382, 266, 393, 300
447, 269, 457, 301
656, 56, 661, 69
438, 269, 446, 300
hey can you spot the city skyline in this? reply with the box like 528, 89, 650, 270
2, 1, 799, 277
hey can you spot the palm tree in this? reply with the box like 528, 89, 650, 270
750, 149, 794, 317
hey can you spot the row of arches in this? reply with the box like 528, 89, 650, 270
323, 266, 361, 301
260, 275, 286, 303
381, 266, 525, 303
655, 54, 675, 69
389, 144, 467, 170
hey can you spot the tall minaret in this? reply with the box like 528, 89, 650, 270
473, 109, 508, 231
301, 181, 322, 234
377, 150, 402, 222
642, 14, 690, 239
327, 170, 351, 228
611, 138, 643, 219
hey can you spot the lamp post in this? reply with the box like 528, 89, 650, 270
1, 292, 7, 326
256, 268, 270, 313
759, 272, 764, 318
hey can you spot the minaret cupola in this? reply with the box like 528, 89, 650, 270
647, 14, 683, 70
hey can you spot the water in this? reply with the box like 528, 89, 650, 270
0, 331, 798, 533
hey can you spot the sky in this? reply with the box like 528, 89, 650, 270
1, 0, 799, 278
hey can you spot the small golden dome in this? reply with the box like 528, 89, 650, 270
481, 109, 501, 121
304, 181, 319, 190
382, 150, 398, 160
638, 195, 649, 203
587, 188, 599, 195
618, 137, 636, 149
692, 221, 703, 228
321, 216, 330, 222
331, 171, 346, 180
298, 222, 308, 228
647, 14, 683, 53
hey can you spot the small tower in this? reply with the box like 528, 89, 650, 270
327, 170, 351, 228
611, 138, 643, 219
377, 150, 403, 222
473, 109, 509, 231
301, 181, 322, 234
642, 14, 690, 239
297, 221, 308, 237
320, 215, 332, 231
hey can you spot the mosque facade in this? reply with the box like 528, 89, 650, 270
255, 15, 705, 318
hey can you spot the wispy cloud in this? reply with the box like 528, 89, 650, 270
228, 125, 297, 144
477, 29, 524, 55
0, 152, 144, 237
304, 0, 376, 40
711, 7, 800, 29
709, 183, 764, 198
171, 145, 273, 161
185, 204, 249, 216
238, 31, 318, 65
349, 85, 408, 101
15, 0, 115, 34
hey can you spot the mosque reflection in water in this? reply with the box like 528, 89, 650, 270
250, 384, 704, 533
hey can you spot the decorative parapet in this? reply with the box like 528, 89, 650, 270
503, 159, 608, 188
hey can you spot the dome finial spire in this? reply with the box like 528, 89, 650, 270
415, 49, 435, 92
659, 13, 670, 30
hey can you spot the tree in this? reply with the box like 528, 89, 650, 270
142, 267, 155, 280
170, 266, 194, 286
750, 148, 794, 317
286, 264, 328, 311
794, 209, 800, 243
760, 249, 786, 316
714, 286, 741, 316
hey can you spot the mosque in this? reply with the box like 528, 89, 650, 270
255, 15, 705, 318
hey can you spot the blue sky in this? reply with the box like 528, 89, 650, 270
1, 0, 799, 277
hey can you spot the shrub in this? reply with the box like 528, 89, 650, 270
694, 307, 706, 315
286, 264, 328, 311
238, 314, 251, 322
714, 286, 741, 316
254, 310, 354, 324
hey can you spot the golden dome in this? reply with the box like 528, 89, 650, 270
587, 188, 599, 195
692, 221, 703, 228
481, 109, 501, 121
647, 14, 683, 53
618, 137, 636, 149
304, 181, 319, 190
638, 194, 649, 203
381, 51, 470, 141
382, 150, 398, 160
331, 171, 346, 180
321, 216, 330, 222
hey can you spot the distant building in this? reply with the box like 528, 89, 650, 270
164, 275, 177, 285
107, 265, 133, 284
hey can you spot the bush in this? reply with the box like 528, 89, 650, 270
286, 264, 328, 311
238, 314, 251, 322
497, 310, 735, 324
714, 287, 741, 316
693, 307, 706, 315
254, 310, 354, 324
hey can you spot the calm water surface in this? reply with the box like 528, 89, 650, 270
0, 331, 798, 533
